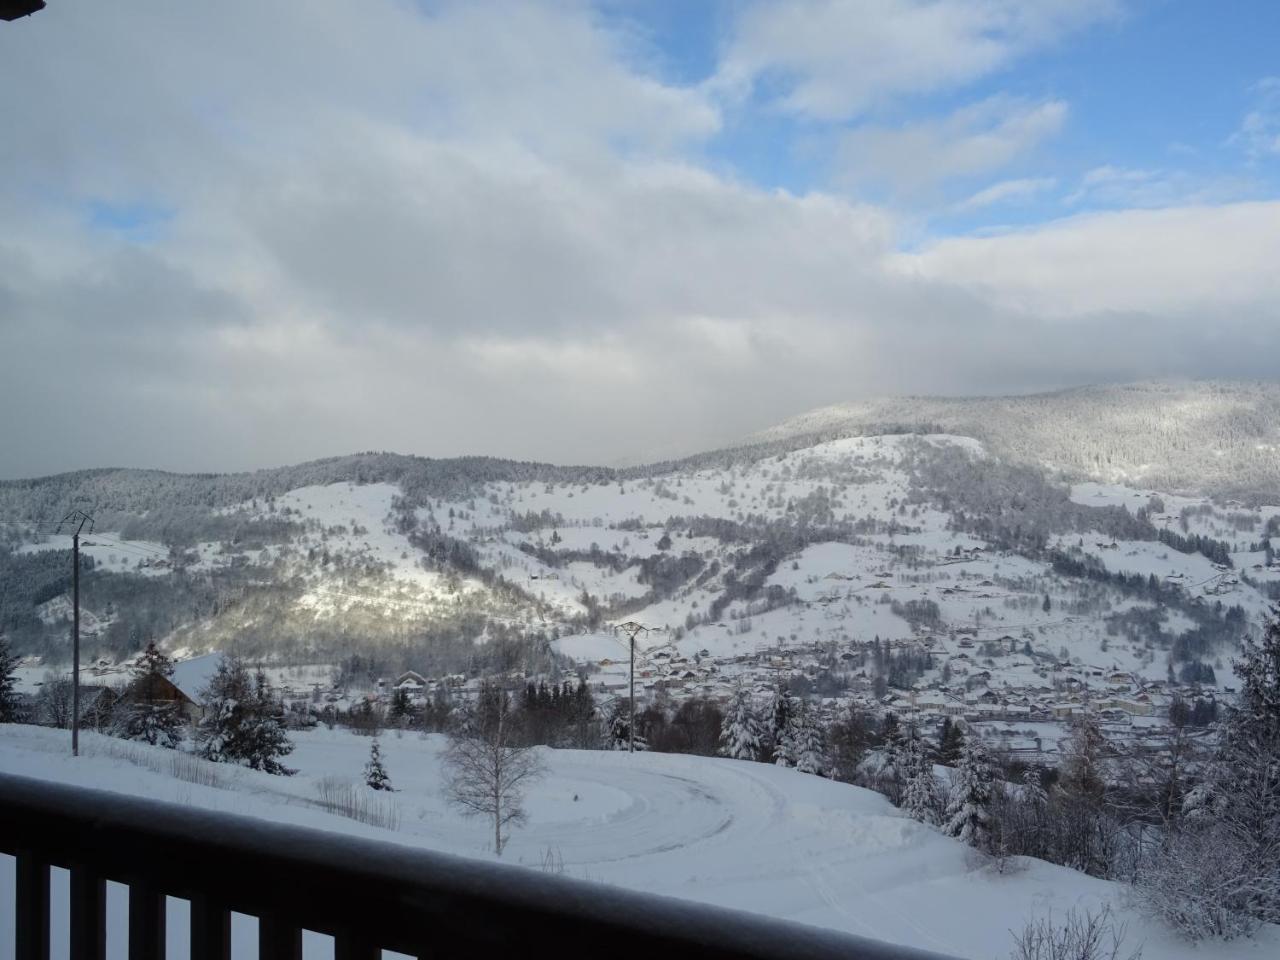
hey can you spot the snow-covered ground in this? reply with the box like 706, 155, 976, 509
1, 725, 1274, 960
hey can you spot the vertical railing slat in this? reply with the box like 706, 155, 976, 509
127, 881, 166, 960
257, 914, 303, 960
69, 863, 107, 960
14, 850, 50, 960
189, 895, 230, 960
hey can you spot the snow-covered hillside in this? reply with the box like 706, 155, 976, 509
753, 381, 1280, 502
5, 425, 1276, 719
1, 724, 1273, 960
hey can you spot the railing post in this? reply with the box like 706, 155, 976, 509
69, 863, 107, 960
14, 849, 50, 960
127, 880, 166, 960
257, 914, 302, 960
189, 895, 231, 960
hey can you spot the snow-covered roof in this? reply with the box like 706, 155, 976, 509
170, 653, 224, 704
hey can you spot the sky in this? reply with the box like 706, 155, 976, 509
1, 0, 1278, 477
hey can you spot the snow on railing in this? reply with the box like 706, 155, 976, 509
0, 771, 959, 960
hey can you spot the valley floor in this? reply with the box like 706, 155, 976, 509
1, 724, 1275, 960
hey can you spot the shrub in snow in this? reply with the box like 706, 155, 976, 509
718, 687, 764, 761
196, 657, 295, 775
1132, 823, 1262, 941
364, 738, 392, 791
1010, 904, 1142, 960
944, 738, 993, 850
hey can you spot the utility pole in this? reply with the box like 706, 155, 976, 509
58, 509, 93, 757
615, 621, 649, 753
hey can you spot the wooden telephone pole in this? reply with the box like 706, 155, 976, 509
614, 621, 649, 753
58, 510, 93, 757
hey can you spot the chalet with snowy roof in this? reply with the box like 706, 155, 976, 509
123, 653, 221, 722
394, 671, 428, 697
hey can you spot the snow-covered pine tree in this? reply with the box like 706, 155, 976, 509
718, 687, 763, 761
901, 735, 941, 824
604, 701, 646, 751
943, 738, 993, 849
244, 669, 295, 775
788, 699, 826, 775
1022, 766, 1048, 808
1161, 607, 1280, 933
197, 656, 250, 764
936, 716, 965, 765
364, 738, 392, 790
117, 641, 184, 748
196, 658, 294, 774
0, 635, 21, 723
768, 685, 793, 764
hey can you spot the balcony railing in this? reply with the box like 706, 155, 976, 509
1, 771, 959, 960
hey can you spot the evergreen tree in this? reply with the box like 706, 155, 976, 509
1059, 713, 1107, 803
718, 687, 763, 761
1174, 608, 1280, 928
824, 704, 872, 782
196, 657, 294, 774
604, 701, 646, 751
246, 669, 295, 775
364, 738, 392, 790
944, 739, 993, 849
0, 635, 21, 723
937, 717, 965, 765
902, 734, 941, 824
117, 641, 184, 748
388, 687, 412, 725
787, 699, 826, 775
770, 686, 796, 767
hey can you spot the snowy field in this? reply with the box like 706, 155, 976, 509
2, 725, 1275, 960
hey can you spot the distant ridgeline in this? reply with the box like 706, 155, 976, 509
0, 381, 1275, 680
754, 380, 1280, 505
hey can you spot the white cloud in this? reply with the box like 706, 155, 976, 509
1063, 165, 1258, 209
892, 201, 1280, 318
716, 0, 1118, 120
1231, 77, 1280, 160
953, 176, 1057, 211
0, 0, 1276, 477
837, 97, 1066, 192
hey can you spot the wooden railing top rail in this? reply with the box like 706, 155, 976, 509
0, 771, 961, 959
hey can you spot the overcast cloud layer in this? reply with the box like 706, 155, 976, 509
2, 1, 1278, 477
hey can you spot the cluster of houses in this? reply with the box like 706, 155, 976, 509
562, 629, 1219, 765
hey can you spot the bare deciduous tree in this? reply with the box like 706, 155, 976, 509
443, 686, 544, 855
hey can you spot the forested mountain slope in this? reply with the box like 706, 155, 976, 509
1, 383, 1277, 686
753, 381, 1280, 503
